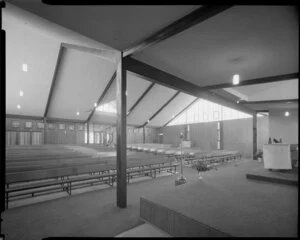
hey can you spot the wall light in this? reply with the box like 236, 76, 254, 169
77, 112, 80, 116
94, 103, 97, 107
17, 104, 21, 109
20, 90, 24, 97
232, 74, 240, 85
22, 63, 28, 72
284, 111, 290, 117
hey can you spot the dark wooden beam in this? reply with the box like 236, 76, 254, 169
143, 127, 145, 144
124, 5, 233, 57
240, 99, 298, 105
6, 114, 85, 123
116, 53, 127, 208
6, 114, 43, 121
253, 113, 257, 160
127, 82, 155, 117
44, 45, 64, 118
125, 57, 254, 115
142, 91, 180, 127
200, 73, 299, 90
86, 72, 116, 123
163, 98, 199, 127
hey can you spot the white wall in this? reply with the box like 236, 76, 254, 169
269, 109, 298, 144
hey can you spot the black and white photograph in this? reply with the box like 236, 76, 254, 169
1, 2, 298, 240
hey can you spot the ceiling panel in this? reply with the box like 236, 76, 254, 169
127, 84, 177, 126
225, 79, 298, 101
11, 1, 199, 50
4, 18, 59, 116
133, 6, 298, 87
48, 48, 116, 120
148, 93, 196, 127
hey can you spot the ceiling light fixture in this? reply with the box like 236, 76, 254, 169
17, 104, 21, 109
77, 112, 80, 116
236, 100, 240, 104
94, 103, 97, 107
20, 90, 24, 97
232, 74, 240, 85
22, 63, 28, 72
284, 111, 290, 117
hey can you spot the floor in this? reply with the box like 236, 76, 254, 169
115, 223, 171, 237
2, 159, 296, 239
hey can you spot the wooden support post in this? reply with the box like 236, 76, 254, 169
116, 53, 127, 208
87, 123, 90, 144
43, 117, 47, 144
253, 113, 257, 160
143, 126, 146, 144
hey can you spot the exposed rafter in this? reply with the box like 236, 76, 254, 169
124, 57, 254, 115
163, 98, 199, 127
142, 91, 180, 127
127, 82, 155, 117
44, 44, 64, 118
239, 99, 298, 105
200, 72, 299, 90
6, 114, 86, 123
124, 5, 233, 57
86, 71, 116, 123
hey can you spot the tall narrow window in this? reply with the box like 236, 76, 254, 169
217, 121, 221, 150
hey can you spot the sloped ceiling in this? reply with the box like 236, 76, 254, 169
48, 47, 116, 120
9, 1, 199, 50
133, 6, 298, 87
224, 79, 298, 102
148, 93, 196, 127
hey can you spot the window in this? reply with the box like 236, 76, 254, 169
168, 98, 252, 126
96, 100, 116, 114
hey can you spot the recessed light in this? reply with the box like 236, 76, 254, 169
232, 74, 240, 85
17, 104, 21, 109
22, 63, 28, 72
284, 111, 289, 117
77, 112, 80, 116
20, 90, 24, 97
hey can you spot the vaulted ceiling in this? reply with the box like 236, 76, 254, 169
4, 2, 299, 127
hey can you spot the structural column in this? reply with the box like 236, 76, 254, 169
43, 117, 47, 144
253, 113, 257, 160
87, 122, 90, 144
116, 53, 127, 208
143, 127, 146, 144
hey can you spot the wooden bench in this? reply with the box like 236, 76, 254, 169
5, 162, 179, 209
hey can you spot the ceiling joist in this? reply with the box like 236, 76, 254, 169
143, 91, 180, 127
127, 82, 155, 117
201, 72, 299, 90
86, 71, 116, 123
124, 57, 254, 115
124, 5, 233, 57
44, 44, 64, 118
240, 99, 298, 105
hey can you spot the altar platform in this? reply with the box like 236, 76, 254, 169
139, 160, 298, 237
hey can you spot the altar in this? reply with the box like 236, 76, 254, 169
263, 144, 292, 170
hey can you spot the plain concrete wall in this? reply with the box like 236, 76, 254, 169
223, 118, 253, 158
269, 109, 298, 144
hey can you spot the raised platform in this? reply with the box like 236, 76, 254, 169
139, 160, 298, 237
246, 161, 298, 186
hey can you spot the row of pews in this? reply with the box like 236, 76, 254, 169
5, 144, 179, 208
127, 143, 242, 166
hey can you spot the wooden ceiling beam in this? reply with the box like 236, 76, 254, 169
86, 71, 116, 123
124, 5, 233, 57
142, 91, 180, 127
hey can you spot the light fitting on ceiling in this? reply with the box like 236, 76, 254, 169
22, 63, 28, 72
20, 90, 24, 97
236, 100, 240, 104
284, 111, 290, 117
126, 91, 128, 96
94, 103, 97, 107
77, 112, 80, 116
232, 74, 240, 85
147, 120, 150, 123
17, 104, 21, 109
